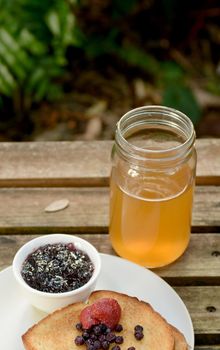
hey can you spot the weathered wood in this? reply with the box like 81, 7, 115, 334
195, 347, 220, 350
156, 233, 220, 285
0, 141, 111, 187
1, 234, 219, 284
0, 187, 107, 233
0, 139, 219, 187
0, 186, 219, 234
0, 139, 219, 348
196, 139, 220, 185
195, 348, 220, 350
174, 286, 220, 345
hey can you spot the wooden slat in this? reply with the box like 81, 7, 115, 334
196, 139, 220, 185
156, 233, 220, 285
0, 141, 111, 187
174, 286, 220, 345
0, 139, 219, 187
0, 187, 107, 233
0, 234, 219, 283
0, 186, 219, 234
195, 345, 220, 350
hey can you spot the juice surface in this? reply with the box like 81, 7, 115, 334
109, 165, 194, 267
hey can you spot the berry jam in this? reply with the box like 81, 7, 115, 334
21, 243, 94, 293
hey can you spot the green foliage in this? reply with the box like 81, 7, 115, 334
163, 85, 201, 124
205, 76, 220, 96
0, 0, 204, 124
0, 0, 76, 112
71, 1, 202, 124
117, 45, 160, 77
160, 62, 201, 123
111, 0, 137, 18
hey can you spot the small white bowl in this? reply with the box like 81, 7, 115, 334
12, 234, 101, 313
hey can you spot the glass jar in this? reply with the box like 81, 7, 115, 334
109, 106, 197, 268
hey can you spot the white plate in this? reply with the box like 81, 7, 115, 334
0, 253, 194, 349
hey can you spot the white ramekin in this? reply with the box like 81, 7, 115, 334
12, 233, 101, 313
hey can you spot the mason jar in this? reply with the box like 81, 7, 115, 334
109, 106, 197, 268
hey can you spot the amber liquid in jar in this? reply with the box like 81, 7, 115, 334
109, 106, 196, 268
110, 165, 194, 268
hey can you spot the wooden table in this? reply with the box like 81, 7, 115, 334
0, 139, 220, 349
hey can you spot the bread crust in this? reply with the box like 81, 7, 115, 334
22, 290, 187, 350
170, 325, 189, 350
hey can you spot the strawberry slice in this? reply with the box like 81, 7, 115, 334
91, 298, 121, 329
79, 305, 99, 329
80, 298, 121, 330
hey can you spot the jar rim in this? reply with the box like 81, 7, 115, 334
115, 105, 196, 163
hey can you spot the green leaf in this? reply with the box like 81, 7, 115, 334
0, 0, 69, 108
19, 29, 47, 55
117, 45, 160, 76
0, 28, 20, 53
26, 67, 45, 92
162, 84, 202, 124
206, 78, 220, 96
0, 28, 33, 70
46, 10, 60, 36
0, 62, 17, 89
62, 12, 76, 46
160, 61, 184, 83
34, 78, 50, 101
0, 74, 12, 96
0, 42, 26, 81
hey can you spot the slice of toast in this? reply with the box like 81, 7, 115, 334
170, 325, 189, 350
22, 290, 187, 350
89, 291, 189, 350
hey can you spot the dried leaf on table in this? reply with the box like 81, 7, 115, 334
45, 199, 70, 213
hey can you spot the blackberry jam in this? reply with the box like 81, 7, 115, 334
21, 243, 94, 293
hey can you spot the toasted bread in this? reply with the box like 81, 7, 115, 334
170, 325, 189, 350
22, 290, 187, 350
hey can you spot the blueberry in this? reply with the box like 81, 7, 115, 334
100, 324, 107, 333
75, 322, 83, 331
93, 340, 101, 349
98, 335, 106, 343
106, 332, 116, 343
127, 347, 136, 350
91, 334, 98, 341
83, 331, 90, 340
115, 336, 123, 344
134, 332, 144, 340
114, 324, 123, 332
93, 325, 102, 336
101, 340, 110, 350
67, 243, 75, 251
134, 325, 143, 333
86, 339, 94, 346
74, 336, 85, 345
87, 345, 95, 350
105, 327, 111, 334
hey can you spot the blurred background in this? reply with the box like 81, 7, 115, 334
0, 0, 219, 141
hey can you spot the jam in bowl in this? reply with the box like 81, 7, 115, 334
12, 234, 101, 313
